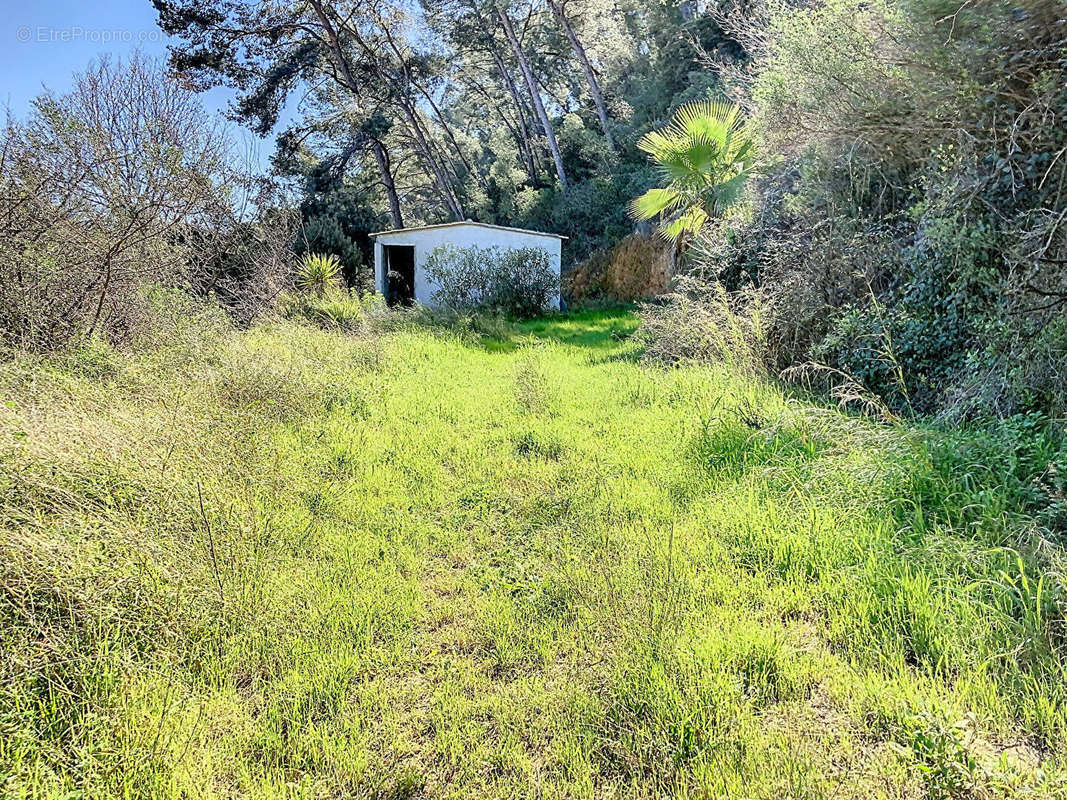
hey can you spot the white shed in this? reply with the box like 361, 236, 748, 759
371, 221, 565, 309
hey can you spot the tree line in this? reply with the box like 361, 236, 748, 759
152, 0, 743, 273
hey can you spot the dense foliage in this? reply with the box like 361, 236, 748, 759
0, 55, 294, 350
424, 243, 558, 315
294, 181, 385, 292
565, 234, 671, 302
674, 0, 1067, 420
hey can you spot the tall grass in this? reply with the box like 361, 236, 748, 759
1, 305, 1064, 798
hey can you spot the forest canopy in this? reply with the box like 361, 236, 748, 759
152, 0, 745, 267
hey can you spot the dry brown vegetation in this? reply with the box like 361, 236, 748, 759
565, 234, 671, 303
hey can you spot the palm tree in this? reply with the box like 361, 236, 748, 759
630, 100, 756, 248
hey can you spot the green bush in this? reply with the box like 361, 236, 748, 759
636, 276, 772, 378
281, 287, 366, 332
293, 183, 383, 293
294, 252, 343, 297
424, 244, 558, 318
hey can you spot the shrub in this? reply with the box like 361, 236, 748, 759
183, 204, 298, 328
0, 54, 294, 352
565, 234, 671, 304
125, 286, 232, 359
294, 253, 343, 297
281, 288, 365, 333
424, 244, 557, 317
636, 276, 771, 378
0, 55, 229, 352
686, 0, 1067, 419
294, 184, 383, 293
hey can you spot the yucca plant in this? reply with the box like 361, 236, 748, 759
295, 252, 343, 297
630, 100, 757, 246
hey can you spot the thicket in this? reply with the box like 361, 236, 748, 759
663, 0, 1066, 421
0, 55, 295, 351
290, 176, 385, 293
565, 234, 671, 302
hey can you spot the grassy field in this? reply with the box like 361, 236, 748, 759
2, 306, 1066, 798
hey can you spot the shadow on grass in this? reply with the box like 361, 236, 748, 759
483, 307, 642, 354
587, 348, 643, 365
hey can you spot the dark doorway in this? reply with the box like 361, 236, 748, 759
384, 245, 416, 306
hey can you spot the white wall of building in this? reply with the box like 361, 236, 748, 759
372, 222, 563, 309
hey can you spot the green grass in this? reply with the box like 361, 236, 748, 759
2, 308, 1065, 798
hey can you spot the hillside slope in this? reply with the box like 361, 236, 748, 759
2, 309, 1065, 798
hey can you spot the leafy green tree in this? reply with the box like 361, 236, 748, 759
153, 0, 464, 223
630, 100, 756, 244
153, 0, 751, 257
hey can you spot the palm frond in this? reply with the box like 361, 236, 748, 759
674, 100, 739, 145
711, 169, 753, 214
660, 207, 709, 242
295, 252, 342, 296
635, 129, 678, 159
631, 187, 683, 221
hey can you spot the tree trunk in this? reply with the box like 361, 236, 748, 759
548, 0, 615, 151
371, 138, 404, 228
415, 81, 488, 192
312, 0, 462, 220
496, 5, 569, 191
86, 256, 112, 340
306, 1, 408, 226
376, 15, 484, 201
488, 48, 540, 181
399, 99, 465, 220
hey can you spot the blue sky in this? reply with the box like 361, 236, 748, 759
0, 0, 272, 165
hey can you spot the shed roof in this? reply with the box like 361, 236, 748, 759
370, 220, 567, 240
